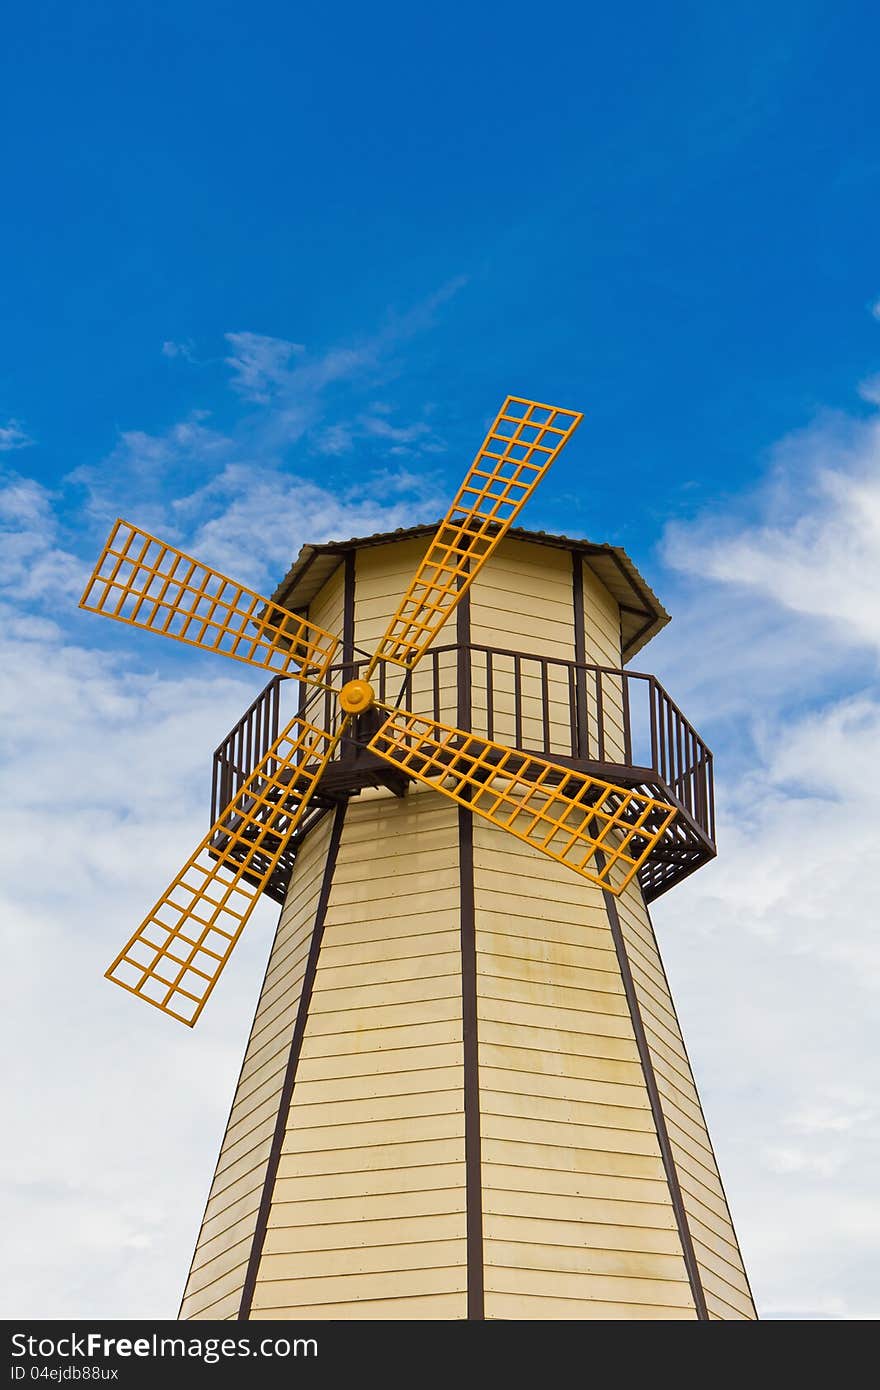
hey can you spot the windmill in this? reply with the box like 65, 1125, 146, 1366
81, 396, 756, 1321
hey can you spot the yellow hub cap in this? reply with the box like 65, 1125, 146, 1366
338, 678, 376, 715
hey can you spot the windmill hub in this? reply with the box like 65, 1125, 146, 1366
337, 677, 376, 715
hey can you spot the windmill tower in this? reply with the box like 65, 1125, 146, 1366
81, 397, 756, 1321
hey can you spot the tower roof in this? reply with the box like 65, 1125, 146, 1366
271, 523, 670, 662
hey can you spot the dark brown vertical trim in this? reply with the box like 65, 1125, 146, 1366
571, 552, 589, 758
342, 550, 356, 674
340, 551, 357, 764
456, 582, 472, 728
458, 806, 483, 1320
572, 551, 586, 665
599, 878, 709, 1320
456, 583, 483, 1318
238, 802, 348, 1320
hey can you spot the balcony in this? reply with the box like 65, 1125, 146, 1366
210, 644, 716, 905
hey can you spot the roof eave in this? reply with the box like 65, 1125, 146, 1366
271, 523, 670, 663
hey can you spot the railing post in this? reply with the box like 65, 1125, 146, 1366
540, 659, 551, 755
649, 678, 659, 775
486, 650, 494, 742
622, 674, 633, 765
513, 654, 523, 747
456, 578, 472, 733
667, 699, 673, 786
571, 553, 589, 759
574, 664, 588, 758
210, 643, 717, 869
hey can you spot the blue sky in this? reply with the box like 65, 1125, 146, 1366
2, 1, 879, 1321
3, 1, 878, 547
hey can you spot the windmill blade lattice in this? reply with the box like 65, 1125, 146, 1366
370, 397, 583, 671
80, 519, 340, 686
368, 707, 677, 895
85, 394, 679, 1025
105, 716, 347, 1025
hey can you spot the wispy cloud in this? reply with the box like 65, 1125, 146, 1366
223, 276, 465, 451
0, 419, 33, 452
314, 406, 445, 460
161, 339, 197, 363
112, 414, 229, 477
224, 331, 306, 402
67, 281, 465, 546
859, 372, 880, 405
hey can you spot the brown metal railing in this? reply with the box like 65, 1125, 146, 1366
211, 644, 715, 848
210, 675, 284, 829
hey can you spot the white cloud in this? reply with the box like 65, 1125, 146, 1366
0, 471, 84, 602
113, 415, 229, 475
0, 418, 33, 451
664, 408, 880, 656
650, 387, 880, 1319
0, 574, 274, 1317
870, 297, 880, 321
66, 413, 234, 532
174, 462, 444, 588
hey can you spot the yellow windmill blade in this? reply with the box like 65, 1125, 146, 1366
105, 714, 349, 1026
367, 707, 676, 896
80, 519, 341, 687
369, 396, 583, 672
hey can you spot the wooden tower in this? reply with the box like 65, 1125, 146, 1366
82, 398, 756, 1321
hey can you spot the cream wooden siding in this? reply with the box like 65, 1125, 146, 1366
305, 537, 629, 768
582, 563, 626, 763
248, 786, 468, 1320
306, 559, 345, 651
179, 814, 335, 1320
470, 538, 575, 756
467, 537, 628, 767
472, 817, 697, 1320
613, 885, 757, 1320
352, 539, 458, 724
